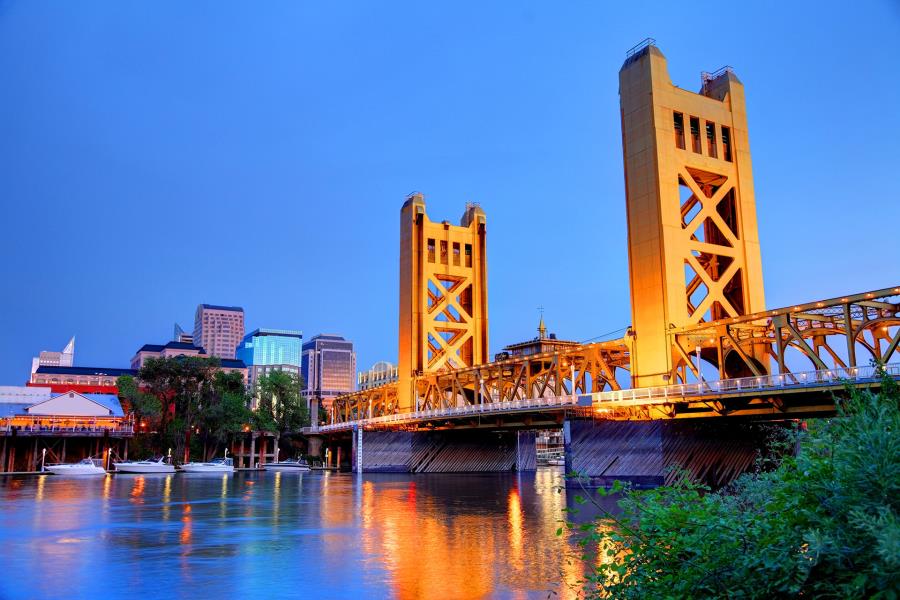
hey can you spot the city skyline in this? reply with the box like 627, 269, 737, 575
2, 2, 899, 385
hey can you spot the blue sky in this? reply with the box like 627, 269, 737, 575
1, 1, 898, 384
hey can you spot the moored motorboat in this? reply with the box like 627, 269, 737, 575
44, 458, 107, 476
180, 450, 235, 474
114, 457, 175, 474
264, 458, 311, 472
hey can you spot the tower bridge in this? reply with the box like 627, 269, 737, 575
312, 40, 900, 487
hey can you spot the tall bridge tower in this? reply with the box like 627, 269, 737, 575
398, 194, 489, 410
619, 42, 766, 387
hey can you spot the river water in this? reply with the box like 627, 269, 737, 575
0, 468, 608, 599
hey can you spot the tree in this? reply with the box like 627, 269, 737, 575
138, 356, 221, 463
197, 371, 251, 460
116, 374, 162, 431
254, 370, 309, 457
564, 368, 900, 599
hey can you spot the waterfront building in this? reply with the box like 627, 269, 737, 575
0, 386, 131, 472
358, 361, 398, 390
30, 337, 75, 374
130, 341, 248, 382
173, 323, 194, 345
29, 366, 135, 395
301, 334, 356, 410
193, 304, 244, 359
236, 329, 303, 389
495, 316, 580, 360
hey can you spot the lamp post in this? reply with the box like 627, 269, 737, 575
695, 345, 704, 386
570, 364, 576, 401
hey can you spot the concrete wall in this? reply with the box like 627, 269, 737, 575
565, 418, 775, 489
355, 429, 537, 473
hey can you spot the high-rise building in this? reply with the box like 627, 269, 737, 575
236, 329, 303, 388
31, 337, 75, 374
301, 334, 356, 410
193, 304, 244, 359
173, 323, 194, 345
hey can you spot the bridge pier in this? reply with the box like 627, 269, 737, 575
564, 419, 778, 489
352, 428, 536, 473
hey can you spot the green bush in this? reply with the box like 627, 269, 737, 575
566, 370, 900, 599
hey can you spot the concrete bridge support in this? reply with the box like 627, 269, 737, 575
352, 428, 536, 473
564, 419, 778, 489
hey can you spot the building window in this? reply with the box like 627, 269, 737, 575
706, 121, 717, 158
721, 126, 732, 162
427, 238, 435, 263
452, 242, 460, 266
464, 244, 472, 268
673, 112, 685, 149
440, 240, 448, 265
689, 117, 701, 153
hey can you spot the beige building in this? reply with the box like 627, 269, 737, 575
130, 341, 248, 383
193, 304, 244, 359
358, 361, 398, 391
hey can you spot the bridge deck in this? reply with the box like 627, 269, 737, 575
316, 364, 898, 433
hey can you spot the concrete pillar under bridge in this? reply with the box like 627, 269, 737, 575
352, 428, 537, 473
564, 418, 784, 490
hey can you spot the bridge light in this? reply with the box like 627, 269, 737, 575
866, 293, 873, 298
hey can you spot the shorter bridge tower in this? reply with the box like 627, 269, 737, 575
398, 194, 489, 411
619, 41, 766, 386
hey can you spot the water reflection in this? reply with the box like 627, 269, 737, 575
0, 468, 599, 599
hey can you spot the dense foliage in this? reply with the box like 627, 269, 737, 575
567, 370, 899, 599
252, 370, 309, 455
117, 359, 310, 463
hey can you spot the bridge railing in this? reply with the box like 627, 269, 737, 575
318, 364, 898, 432
588, 363, 898, 405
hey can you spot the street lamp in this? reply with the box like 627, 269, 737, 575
571, 364, 576, 400
695, 345, 704, 386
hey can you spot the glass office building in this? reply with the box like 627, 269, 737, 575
236, 329, 303, 388
301, 334, 356, 410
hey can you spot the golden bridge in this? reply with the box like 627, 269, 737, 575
310, 40, 900, 487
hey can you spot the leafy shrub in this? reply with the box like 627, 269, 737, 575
565, 370, 900, 599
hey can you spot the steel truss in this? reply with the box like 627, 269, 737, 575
330, 287, 900, 425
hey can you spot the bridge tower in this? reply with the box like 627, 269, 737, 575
619, 41, 766, 387
398, 194, 489, 411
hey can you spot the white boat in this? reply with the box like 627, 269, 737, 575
45, 458, 107, 476
180, 453, 235, 474
114, 457, 175, 474
265, 458, 311, 472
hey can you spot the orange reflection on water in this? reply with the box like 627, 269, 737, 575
508, 487, 524, 566
343, 474, 587, 600
180, 504, 192, 546
130, 476, 145, 503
